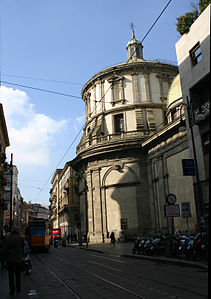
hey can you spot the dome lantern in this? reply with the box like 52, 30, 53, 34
126, 24, 143, 60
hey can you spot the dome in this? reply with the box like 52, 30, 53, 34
167, 74, 182, 108
126, 38, 141, 48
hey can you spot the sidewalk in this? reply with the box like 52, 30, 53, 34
67, 240, 208, 271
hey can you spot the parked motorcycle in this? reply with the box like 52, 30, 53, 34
193, 232, 208, 261
176, 235, 188, 259
185, 235, 195, 260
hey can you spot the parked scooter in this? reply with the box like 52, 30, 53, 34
193, 232, 208, 261
185, 235, 195, 260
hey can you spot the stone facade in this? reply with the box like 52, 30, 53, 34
50, 30, 200, 243
175, 4, 210, 229
72, 32, 184, 243
49, 162, 79, 238
0, 104, 10, 237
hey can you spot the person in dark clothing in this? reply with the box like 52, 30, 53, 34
110, 232, 116, 247
0, 235, 6, 269
5, 229, 24, 296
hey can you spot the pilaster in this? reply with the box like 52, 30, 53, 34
132, 72, 139, 103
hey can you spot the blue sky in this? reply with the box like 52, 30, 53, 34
0, 0, 192, 206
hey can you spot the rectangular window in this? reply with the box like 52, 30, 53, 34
136, 110, 144, 130
114, 114, 124, 133
130, 47, 135, 58
190, 42, 202, 66
113, 82, 120, 102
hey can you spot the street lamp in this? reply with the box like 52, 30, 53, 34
179, 96, 205, 231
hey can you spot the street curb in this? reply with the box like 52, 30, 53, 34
68, 244, 208, 271
122, 254, 208, 270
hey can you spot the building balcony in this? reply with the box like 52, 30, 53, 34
50, 201, 57, 209
58, 204, 68, 214
76, 129, 152, 155
50, 213, 57, 221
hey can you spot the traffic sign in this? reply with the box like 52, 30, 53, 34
77, 213, 83, 219
181, 202, 191, 218
164, 204, 180, 217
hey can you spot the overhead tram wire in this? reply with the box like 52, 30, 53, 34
35, 126, 83, 202
3, 74, 83, 86
35, 0, 174, 201
1, 1, 173, 104
1, 80, 81, 100
1, 0, 172, 104
141, 0, 172, 43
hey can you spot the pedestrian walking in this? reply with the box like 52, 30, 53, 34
110, 232, 116, 247
0, 234, 6, 270
5, 229, 24, 296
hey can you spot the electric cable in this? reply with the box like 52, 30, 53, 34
26, 0, 174, 202
141, 0, 172, 43
35, 125, 83, 201
1, 80, 81, 99
19, 184, 49, 190
3, 73, 83, 85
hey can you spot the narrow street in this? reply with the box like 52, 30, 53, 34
0, 244, 208, 298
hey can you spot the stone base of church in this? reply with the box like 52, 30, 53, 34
88, 231, 110, 244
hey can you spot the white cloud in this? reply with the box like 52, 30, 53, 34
0, 86, 67, 166
73, 114, 85, 131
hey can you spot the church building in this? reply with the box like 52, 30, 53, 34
70, 29, 197, 243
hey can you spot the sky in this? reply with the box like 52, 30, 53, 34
0, 0, 193, 207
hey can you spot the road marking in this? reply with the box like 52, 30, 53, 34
90, 254, 126, 263
88, 260, 121, 272
87, 271, 145, 298
56, 256, 71, 264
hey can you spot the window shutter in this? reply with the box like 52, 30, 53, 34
136, 109, 144, 130
147, 109, 156, 129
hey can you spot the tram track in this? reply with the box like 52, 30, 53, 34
32, 252, 146, 298
32, 254, 81, 298
31, 248, 208, 298
57, 249, 208, 298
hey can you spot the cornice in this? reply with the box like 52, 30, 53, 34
82, 61, 178, 98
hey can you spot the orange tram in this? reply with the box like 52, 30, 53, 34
24, 219, 51, 252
